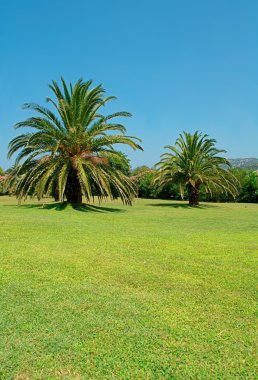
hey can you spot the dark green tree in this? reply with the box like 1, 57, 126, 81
238, 171, 258, 203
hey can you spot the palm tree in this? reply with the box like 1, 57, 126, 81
8, 78, 143, 205
155, 131, 239, 206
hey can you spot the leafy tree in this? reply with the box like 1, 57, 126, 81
131, 166, 157, 198
157, 182, 181, 200
3, 164, 24, 196
0, 181, 5, 195
238, 171, 258, 203
0, 167, 7, 195
109, 152, 131, 176
155, 131, 239, 206
131, 166, 181, 199
8, 78, 143, 205
0, 171, 5, 195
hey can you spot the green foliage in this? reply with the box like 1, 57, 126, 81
109, 152, 131, 176
155, 131, 239, 205
0, 183, 7, 195
199, 168, 258, 203
132, 166, 181, 200
131, 166, 157, 198
8, 78, 142, 204
136, 171, 157, 198
0, 167, 7, 195
131, 163, 257, 204
0, 196, 257, 379
2, 164, 24, 196
0, 180, 7, 195
238, 170, 258, 202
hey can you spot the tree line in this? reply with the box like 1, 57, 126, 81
1, 161, 257, 204
0, 78, 257, 206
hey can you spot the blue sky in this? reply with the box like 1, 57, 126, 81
1, 0, 258, 169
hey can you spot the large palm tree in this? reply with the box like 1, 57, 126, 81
155, 131, 239, 206
8, 78, 143, 205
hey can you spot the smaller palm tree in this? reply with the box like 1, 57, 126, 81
155, 131, 239, 206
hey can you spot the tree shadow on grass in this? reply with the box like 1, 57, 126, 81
13, 202, 125, 213
146, 202, 218, 209
71, 204, 125, 213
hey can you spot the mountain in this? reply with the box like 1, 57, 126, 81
229, 158, 258, 170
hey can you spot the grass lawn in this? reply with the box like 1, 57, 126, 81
0, 196, 257, 379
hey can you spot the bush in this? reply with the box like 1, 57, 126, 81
238, 171, 258, 203
0, 167, 8, 195
131, 166, 182, 200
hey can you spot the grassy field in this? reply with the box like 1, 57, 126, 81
0, 196, 257, 379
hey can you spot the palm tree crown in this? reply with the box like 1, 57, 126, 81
8, 78, 143, 204
155, 131, 239, 206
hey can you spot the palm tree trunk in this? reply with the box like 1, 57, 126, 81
54, 188, 59, 202
65, 170, 82, 204
188, 184, 200, 206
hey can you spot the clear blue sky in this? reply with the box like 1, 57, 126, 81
1, 0, 258, 169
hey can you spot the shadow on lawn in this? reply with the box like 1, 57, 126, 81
11, 202, 125, 213
146, 202, 218, 209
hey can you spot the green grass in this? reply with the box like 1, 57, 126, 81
0, 196, 257, 380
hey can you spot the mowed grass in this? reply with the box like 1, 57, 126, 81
0, 196, 257, 380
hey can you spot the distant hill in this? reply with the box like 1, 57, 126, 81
229, 158, 258, 171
